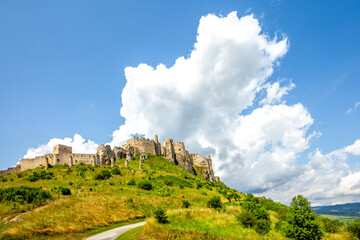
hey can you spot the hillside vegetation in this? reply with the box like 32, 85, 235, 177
0, 154, 355, 240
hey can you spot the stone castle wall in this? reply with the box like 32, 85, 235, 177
123, 136, 161, 156
1, 135, 220, 182
0, 164, 21, 175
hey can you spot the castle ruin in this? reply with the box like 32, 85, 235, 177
0, 135, 219, 182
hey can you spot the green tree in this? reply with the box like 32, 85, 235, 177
346, 220, 360, 239
283, 195, 323, 240
154, 208, 168, 224
207, 196, 222, 209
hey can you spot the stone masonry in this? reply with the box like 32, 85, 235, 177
0, 135, 220, 182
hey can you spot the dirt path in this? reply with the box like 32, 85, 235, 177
85, 221, 146, 240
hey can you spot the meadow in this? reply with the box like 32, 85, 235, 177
0, 155, 355, 239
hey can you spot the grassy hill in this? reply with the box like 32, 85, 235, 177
0, 154, 354, 239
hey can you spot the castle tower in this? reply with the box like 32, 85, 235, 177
154, 134, 159, 143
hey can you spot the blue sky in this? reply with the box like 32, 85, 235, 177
0, 0, 359, 205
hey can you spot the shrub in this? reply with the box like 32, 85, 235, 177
196, 182, 204, 189
126, 178, 136, 185
283, 195, 323, 240
57, 186, 71, 196
254, 219, 271, 235
346, 220, 360, 239
111, 167, 121, 175
0, 187, 51, 205
158, 187, 171, 197
164, 179, 174, 186
236, 210, 256, 228
179, 185, 185, 189
207, 196, 222, 209
94, 170, 112, 180
68, 181, 73, 186
138, 180, 153, 190
182, 200, 191, 208
0, 176, 7, 182
27, 170, 54, 182
320, 217, 342, 233
154, 208, 168, 224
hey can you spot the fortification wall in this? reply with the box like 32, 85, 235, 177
53, 145, 72, 154
72, 154, 96, 165
0, 164, 21, 175
2, 135, 220, 181
124, 136, 160, 156
20, 155, 51, 171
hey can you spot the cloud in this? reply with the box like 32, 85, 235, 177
109, 11, 360, 205
346, 101, 360, 114
24, 134, 98, 159
271, 139, 360, 205
22, 11, 360, 206
110, 12, 289, 146
260, 81, 295, 105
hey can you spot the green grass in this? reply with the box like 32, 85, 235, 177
116, 225, 144, 240
0, 155, 236, 239
0, 154, 354, 240
319, 214, 359, 223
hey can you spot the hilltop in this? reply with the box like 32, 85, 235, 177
0, 146, 356, 239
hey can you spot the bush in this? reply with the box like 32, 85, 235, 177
57, 186, 71, 196
27, 170, 54, 182
164, 179, 174, 186
0, 176, 7, 182
207, 196, 222, 209
154, 208, 168, 224
347, 220, 360, 239
111, 167, 121, 175
196, 182, 204, 189
0, 187, 51, 205
254, 219, 271, 235
138, 180, 153, 190
283, 195, 323, 240
182, 200, 191, 208
94, 170, 112, 180
236, 210, 256, 228
158, 186, 171, 197
126, 178, 136, 185
179, 185, 185, 189
320, 217, 342, 233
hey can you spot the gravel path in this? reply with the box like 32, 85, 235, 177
85, 221, 146, 240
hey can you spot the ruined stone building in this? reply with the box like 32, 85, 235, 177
0, 135, 220, 182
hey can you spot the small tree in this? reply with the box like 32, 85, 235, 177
138, 180, 153, 190
346, 220, 360, 239
154, 208, 168, 224
182, 200, 191, 208
283, 195, 323, 240
111, 167, 121, 175
207, 196, 222, 209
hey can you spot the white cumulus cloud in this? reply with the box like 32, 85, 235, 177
22, 11, 360, 206
24, 134, 98, 159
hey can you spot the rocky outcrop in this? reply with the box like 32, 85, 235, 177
97, 145, 114, 165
